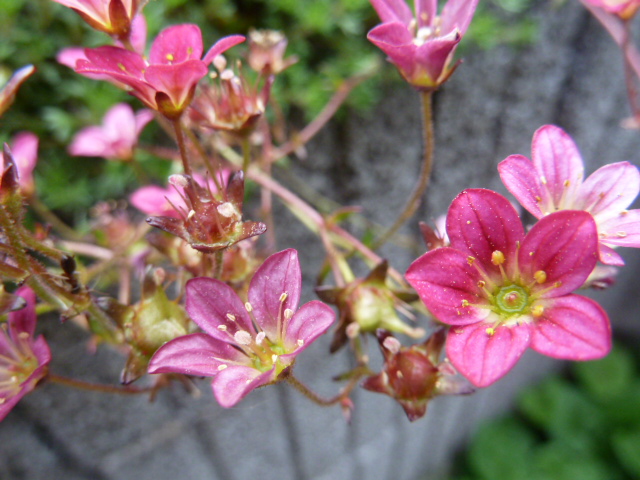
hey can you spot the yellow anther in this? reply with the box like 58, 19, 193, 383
166, 53, 175, 61
485, 327, 495, 336
563, 179, 570, 187
531, 304, 545, 317
535, 196, 542, 202
553, 281, 562, 288
477, 280, 486, 288
467, 256, 475, 266
534, 270, 547, 284
491, 250, 505, 266
218, 364, 228, 371
279, 292, 288, 302
461, 299, 470, 307
466, 220, 471, 224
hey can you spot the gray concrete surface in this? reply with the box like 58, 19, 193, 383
2, 1, 640, 479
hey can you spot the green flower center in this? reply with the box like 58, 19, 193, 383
494, 284, 529, 315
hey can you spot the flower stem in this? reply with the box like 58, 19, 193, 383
371, 90, 434, 249
172, 119, 193, 177
48, 373, 154, 395
622, 19, 640, 123
283, 366, 369, 407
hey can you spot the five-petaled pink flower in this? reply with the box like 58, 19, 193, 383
367, 0, 478, 90
69, 103, 153, 161
0, 132, 39, 197
50, 0, 143, 39
0, 287, 51, 421
406, 189, 611, 387
148, 249, 336, 407
498, 124, 640, 266
75, 24, 245, 119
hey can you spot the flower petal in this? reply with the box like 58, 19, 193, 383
446, 322, 531, 387
144, 61, 207, 110
202, 35, 246, 65
598, 208, 640, 249
531, 125, 584, 211
520, 210, 598, 297
530, 295, 611, 360
211, 365, 275, 408
282, 300, 335, 353
446, 189, 524, 275
440, 0, 479, 34
9, 286, 37, 337
405, 247, 491, 326
248, 249, 301, 339
186, 277, 254, 341
148, 333, 248, 377
149, 24, 204, 65
498, 154, 545, 218
579, 162, 640, 218
369, 0, 414, 25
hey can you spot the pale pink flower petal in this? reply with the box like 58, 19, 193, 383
598, 208, 640, 248
148, 333, 248, 377
530, 295, 611, 360
579, 162, 640, 217
202, 35, 247, 65
185, 277, 255, 341
248, 249, 301, 340
211, 365, 275, 408
369, 0, 414, 25
531, 125, 584, 210
446, 322, 531, 387
497, 154, 545, 218
149, 24, 204, 64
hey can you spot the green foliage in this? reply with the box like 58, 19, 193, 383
448, 342, 640, 480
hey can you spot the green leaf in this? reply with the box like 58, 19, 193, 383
572, 345, 636, 401
533, 441, 615, 480
466, 417, 536, 480
611, 428, 640, 477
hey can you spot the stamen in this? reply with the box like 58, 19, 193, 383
284, 308, 293, 319
485, 327, 495, 336
166, 53, 175, 62
245, 302, 253, 313
255, 332, 266, 345
226, 313, 236, 322
296, 339, 304, 347
217, 364, 227, 371
382, 336, 401, 354
491, 251, 505, 265
234, 330, 252, 345
279, 292, 288, 302
217, 325, 227, 331
531, 304, 544, 317
534, 270, 547, 284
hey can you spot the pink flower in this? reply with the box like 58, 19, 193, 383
50, 0, 143, 39
148, 249, 336, 407
130, 171, 230, 218
0, 287, 51, 421
0, 65, 35, 117
0, 132, 39, 196
75, 24, 245, 119
498, 124, 640, 266
69, 103, 153, 160
405, 189, 611, 387
367, 0, 478, 90
581, 0, 640, 19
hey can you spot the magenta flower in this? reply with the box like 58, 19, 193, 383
367, 0, 478, 90
0, 287, 51, 421
498, 124, 640, 266
50, 0, 143, 39
148, 249, 336, 407
75, 24, 245, 119
0, 132, 39, 197
69, 103, 153, 161
0, 65, 35, 117
405, 189, 611, 387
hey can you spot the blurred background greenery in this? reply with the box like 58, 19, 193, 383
445, 338, 640, 480
0, 0, 537, 226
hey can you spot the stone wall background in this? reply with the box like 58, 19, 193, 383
2, 1, 640, 479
